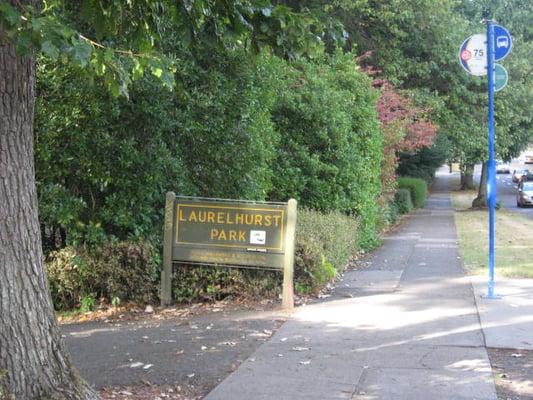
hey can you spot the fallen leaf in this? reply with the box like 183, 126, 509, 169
130, 362, 144, 368
291, 347, 309, 352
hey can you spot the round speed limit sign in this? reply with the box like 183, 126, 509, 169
459, 33, 487, 76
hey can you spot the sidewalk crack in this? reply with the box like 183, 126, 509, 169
351, 366, 369, 399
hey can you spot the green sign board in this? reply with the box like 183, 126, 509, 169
494, 63, 508, 92
161, 193, 297, 309
173, 198, 288, 269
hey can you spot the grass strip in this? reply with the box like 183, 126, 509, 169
452, 190, 533, 278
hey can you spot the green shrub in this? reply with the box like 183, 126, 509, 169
36, 62, 194, 247
397, 135, 450, 183
397, 177, 427, 208
46, 241, 158, 310
268, 51, 382, 249
386, 201, 400, 224
172, 266, 281, 303
395, 188, 413, 214
174, 49, 280, 201
294, 208, 359, 294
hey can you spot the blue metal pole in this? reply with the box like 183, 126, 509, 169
486, 20, 498, 299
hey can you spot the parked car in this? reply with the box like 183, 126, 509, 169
496, 160, 511, 174
524, 154, 533, 164
512, 169, 530, 183
517, 180, 533, 207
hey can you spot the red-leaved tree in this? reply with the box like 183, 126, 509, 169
357, 53, 438, 198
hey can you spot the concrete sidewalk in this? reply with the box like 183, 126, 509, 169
472, 276, 533, 350
206, 172, 498, 400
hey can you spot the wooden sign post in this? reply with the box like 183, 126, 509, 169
160, 193, 297, 309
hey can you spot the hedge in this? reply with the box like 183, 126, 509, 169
294, 208, 359, 294
46, 209, 360, 309
397, 177, 427, 208
394, 188, 413, 214
46, 241, 158, 311
38, 49, 384, 308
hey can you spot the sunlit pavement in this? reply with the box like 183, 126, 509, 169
206, 169, 497, 400
472, 276, 533, 350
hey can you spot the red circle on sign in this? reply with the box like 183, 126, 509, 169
461, 50, 471, 61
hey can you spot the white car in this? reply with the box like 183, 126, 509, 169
496, 161, 511, 174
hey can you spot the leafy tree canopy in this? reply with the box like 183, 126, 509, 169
0, 0, 327, 96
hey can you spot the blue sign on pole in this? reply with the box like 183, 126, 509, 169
493, 24, 512, 61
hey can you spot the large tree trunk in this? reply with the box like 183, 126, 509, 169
0, 5, 99, 399
472, 161, 488, 208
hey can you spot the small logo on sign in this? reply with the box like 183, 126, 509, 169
250, 230, 266, 245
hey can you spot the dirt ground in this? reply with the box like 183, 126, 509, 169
488, 348, 533, 400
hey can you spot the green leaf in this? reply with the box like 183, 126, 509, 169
0, 3, 21, 26
41, 40, 60, 59
72, 41, 93, 67
132, 58, 144, 81
151, 67, 163, 78
261, 7, 272, 17
109, 80, 120, 97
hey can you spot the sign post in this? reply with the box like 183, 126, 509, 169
161, 191, 175, 306
459, 21, 512, 299
486, 20, 498, 299
282, 199, 297, 309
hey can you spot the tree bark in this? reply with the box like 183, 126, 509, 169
0, 4, 99, 399
460, 164, 475, 190
472, 161, 488, 208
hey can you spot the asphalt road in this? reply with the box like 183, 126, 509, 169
481, 161, 533, 219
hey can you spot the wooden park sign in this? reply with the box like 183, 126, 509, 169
160, 193, 297, 309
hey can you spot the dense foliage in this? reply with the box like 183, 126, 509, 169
27, 0, 532, 309
45, 207, 360, 309
394, 188, 414, 215
269, 51, 382, 247
46, 241, 158, 310
397, 177, 428, 209
36, 62, 194, 249
294, 208, 360, 294
36, 46, 385, 309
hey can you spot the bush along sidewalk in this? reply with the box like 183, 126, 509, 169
394, 188, 414, 214
397, 177, 427, 208
46, 208, 364, 309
